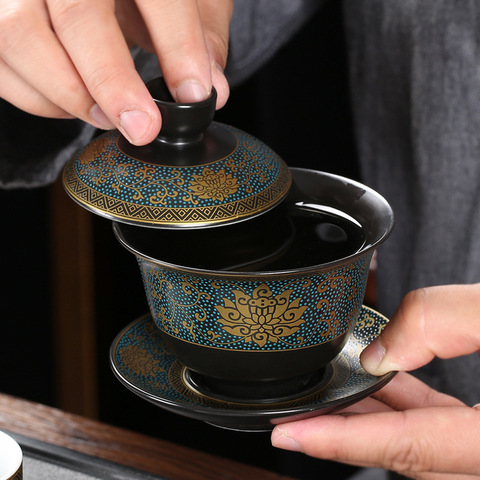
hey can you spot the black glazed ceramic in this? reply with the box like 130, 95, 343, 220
60, 76, 394, 407
110, 306, 396, 431
113, 168, 395, 402
63, 77, 292, 228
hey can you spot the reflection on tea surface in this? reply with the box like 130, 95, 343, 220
119, 201, 366, 272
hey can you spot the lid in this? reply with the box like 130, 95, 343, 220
63, 77, 292, 228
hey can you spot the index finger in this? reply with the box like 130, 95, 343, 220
360, 284, 480, 375
338, 372, 465, 416
271, 405, 480, 476
47, 0, 161, 145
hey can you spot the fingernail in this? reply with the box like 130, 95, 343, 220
271, 428, 302, 452
174, 80, 209, 103
119, 109, 153, 144
360, 338, 386, 374
89, 104, 115, 130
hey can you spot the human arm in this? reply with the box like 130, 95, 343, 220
271, 284, 480, 479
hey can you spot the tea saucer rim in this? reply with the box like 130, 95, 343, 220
112, 356, 395, 419
110, 306, 396, 429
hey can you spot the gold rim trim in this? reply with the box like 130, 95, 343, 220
62, 159, 291, 227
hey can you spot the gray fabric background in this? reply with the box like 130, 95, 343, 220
343, 0, 480, 405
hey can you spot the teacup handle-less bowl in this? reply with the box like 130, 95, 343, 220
113, 168, 394, 403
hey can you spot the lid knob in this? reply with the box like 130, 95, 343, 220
62, 77, 292, 229
146, 77, 216, 145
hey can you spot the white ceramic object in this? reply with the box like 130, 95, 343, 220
0, 431, 22, 480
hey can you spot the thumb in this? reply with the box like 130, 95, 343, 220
360, 283, 480, 375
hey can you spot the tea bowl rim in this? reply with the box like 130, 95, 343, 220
112, 167, 395, 277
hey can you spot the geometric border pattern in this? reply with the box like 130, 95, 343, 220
63, 125, 292, 227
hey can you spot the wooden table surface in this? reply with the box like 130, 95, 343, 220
0, 394, 296, 480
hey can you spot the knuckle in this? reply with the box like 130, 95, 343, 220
397, 288, 428, 332
50, 0, 91, 19
384, 414, 436, 475
400, 288, 427, 313
49, 0, 113, 34
83, 65, 122, 97
48, 0, 84, 27
389, 437, 427, 473
0, 4, 34, 53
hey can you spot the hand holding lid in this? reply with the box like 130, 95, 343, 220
63, 77, 291, 229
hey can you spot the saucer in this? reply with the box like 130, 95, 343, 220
110, 306, 395, 432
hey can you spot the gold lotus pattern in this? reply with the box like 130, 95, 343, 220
64, 126, 291, 226
111, 308, 392, 413
77, 134, 201, 206
189, 168, 239, 201
139, 253, 372, 351
355, 311, 387, 342
120, 344, 164, 377
215, 284, 308, 347
74, 130, 283, 206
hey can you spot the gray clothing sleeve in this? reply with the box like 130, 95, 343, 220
0, 103, 96, 189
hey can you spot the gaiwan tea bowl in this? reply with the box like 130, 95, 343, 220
113, 168, 394, 403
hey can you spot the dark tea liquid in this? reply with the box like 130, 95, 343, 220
122, 202, 366, 271
258, 208, 366, 271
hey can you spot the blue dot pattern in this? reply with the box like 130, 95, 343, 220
110, 305, 392, 414
138, 253, 372, 351
63, 124, 291, 226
